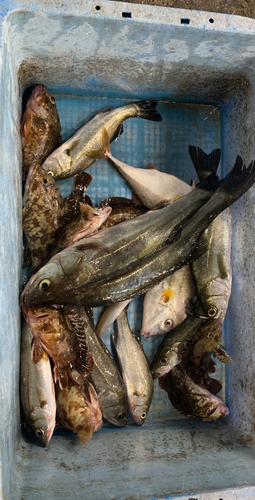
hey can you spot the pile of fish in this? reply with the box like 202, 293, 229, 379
19, 84, 255, 447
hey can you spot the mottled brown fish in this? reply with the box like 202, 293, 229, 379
56, 380, 103, 446
22, 164, 65, 272
51, 204, 112, 257
159, 365, 229, 421
21, 85, 61, 182
99, 197, 147, 229
22, 304, 93, 390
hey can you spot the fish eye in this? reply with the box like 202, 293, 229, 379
208, 306, 218, 318
208, 332, 213, 338
36, 428, 44, 438
116, 412, 126, 421
43, 178, 48, 184
39, 279, 51, 291
140, 412, 147, 419
48, 171, 54, 177
161, 358, 167, 365
165, 319, 173, 329
50, 96, 56, 104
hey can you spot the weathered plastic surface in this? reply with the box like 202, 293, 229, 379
1, 1, 255, 498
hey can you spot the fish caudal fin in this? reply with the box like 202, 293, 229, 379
85, 127, 111, 160
221, 156, 255, 201
189, 146, 221, 181
135, 100, 162, 122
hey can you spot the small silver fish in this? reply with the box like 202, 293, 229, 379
20, 321, 56, 447
113, 309, 154, 425
42, 100, 162, 179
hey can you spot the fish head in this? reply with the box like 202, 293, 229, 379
32, 414, 55, 447
193, 319, 222, 354
24, 164, 58, 202
43, 151, 72, 180
28, 84, 59, 124
150, 344, 179, 379
92, 206, 112, 228
22, 304, 62, 334
202, 279, 231, 323
130, 399, 149, 426
20, 249, 84, 306
141, 298, 176, 338
100, 391, 128, 427
202, 398, 229, 421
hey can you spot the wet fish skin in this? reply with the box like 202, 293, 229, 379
189, 145, 232, 323
51, 204, 112, 257
20, 172, 222, 306
22, 304, 93, 390
106, 153, 191, 209
96, 300, 131, 338
20, 321, 56, 447
42, 153, 255, 307
141, 265, 196, 338
100, 204, 147, 229
159, 364, 229, 421
42, 100, 162, 179
21, 84, 61, 182
113, 309, 154, 425
22, 164, 65, 272
68, 306, 128, 427
151, 316, 206, 379
56, 380, 103, 446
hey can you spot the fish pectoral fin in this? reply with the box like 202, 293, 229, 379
64, 140, 80, 156
31, 112, 47, 131
214, 345, 233, 364
31, 337, 47, 363
217, 252, 229, 280
75, 240, 107, 252
78, 202, 94, 219
84, 127, 111, 160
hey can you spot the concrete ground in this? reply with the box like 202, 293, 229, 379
119, 0, 255, 18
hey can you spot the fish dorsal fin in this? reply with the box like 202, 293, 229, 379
146, 163, 156, 170
74, 172, 93, 191
189, 146, 221, 182
97, 106, 113, 114
35, 385, 48, 408
111, 123, 124, 142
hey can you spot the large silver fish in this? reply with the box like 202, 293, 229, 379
189, 146, 232, 322
20, 170, 223, 306
151, 315, 206, 379
42, 100, 162, 179
141, 265, 195, 338
66, 306, 128, 427
113, 309, 154, 425
20, 321, 56, 447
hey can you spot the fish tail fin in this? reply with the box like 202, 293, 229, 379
221, 155, 255, 201
189, 146, 221, 181
134, 100, 162, 122
85, 127, 111, 160
196, 172, 221, 192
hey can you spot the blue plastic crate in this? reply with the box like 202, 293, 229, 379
1, 2, 255, 499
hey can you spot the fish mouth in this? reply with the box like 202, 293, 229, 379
151, 365, 169, 379
22, 305, 49, 320
44, 428, 54, 447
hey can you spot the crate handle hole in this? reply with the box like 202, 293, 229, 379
181, 18, 190, 24
209, 18, 214, 23
122, 12, 132, 18
95, 5, 101, 10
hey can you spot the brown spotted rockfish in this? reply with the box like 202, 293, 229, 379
21, 85, 61, 182
159, 365, 229, 421
56, 380, 103, 446
22, 305, 93, 390
22, 164, 65, 272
